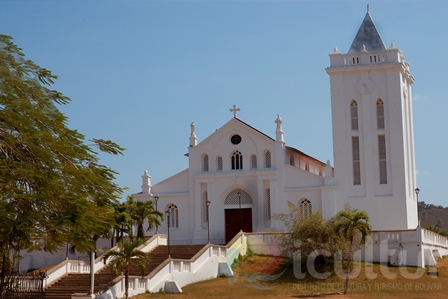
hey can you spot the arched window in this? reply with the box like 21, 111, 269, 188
231, 151, 243, 170
265, 188, 271, 221
290, 156, 295, 166
350, 100, 358, 130
224, 189, 252, 205
265, 151, 271, 168
377, 99, 385, 129
166, 204, 179, 228
251, 154, 257, 169
299, 199, 312, 218
202, 154, 209, 171
202, 191, 208, 223
217, 156, 223, 171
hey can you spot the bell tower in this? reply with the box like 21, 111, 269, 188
326, 9, 418, 230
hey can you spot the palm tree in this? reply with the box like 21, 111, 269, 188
102, 239, 148, 299
335, 209, 371, 295
111, 201, 133, 246
126, 196, 164, 240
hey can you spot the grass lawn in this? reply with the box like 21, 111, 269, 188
133, 254, 448, 298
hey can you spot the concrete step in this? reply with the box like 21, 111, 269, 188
44, 244, 206, 299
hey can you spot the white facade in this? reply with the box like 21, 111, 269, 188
135, 115, 332, 245
134, 11, 418, 244
326, 11, 418, 231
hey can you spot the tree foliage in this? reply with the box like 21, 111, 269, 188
274, 202, 371, 287
0, 33, 124, 284
126, 196, 164, 240
273, 201, 348, 259
334, 207, 371, 294
102, 239, 148, 299
111, 200, 134, 246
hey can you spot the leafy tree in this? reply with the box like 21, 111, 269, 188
273, 201, 348, 262
334, 208, 371, 294
111, 201, 133, 246
0, 34, 124, 291
126, 196, 164, 240
102, 239, 148, 299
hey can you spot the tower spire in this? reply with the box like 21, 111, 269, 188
348, 8, 386, 53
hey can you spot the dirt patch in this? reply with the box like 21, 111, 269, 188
239, 255, 286, 275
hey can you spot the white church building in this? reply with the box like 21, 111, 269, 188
133, 10, 447, 266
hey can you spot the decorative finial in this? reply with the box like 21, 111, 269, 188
275, 114, 284, 142
390, 42, 396, 48
229, 104, 241, 118
334, 47, 339, 53
275, 114, 283, 130
189, 122, 197, 147
367, 3, 370, 13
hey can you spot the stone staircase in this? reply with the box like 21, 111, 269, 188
44, 245, 205, 299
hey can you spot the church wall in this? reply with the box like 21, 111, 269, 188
194, 172, 272, 244
328, 49, 418, 231
152, 169, 189, 193
282, 189, 322, 215
149, 192, 191, 245
283, 164, 324, 188
188, 119, 276, 174
335, 195, 410, 231
183, 118, 282, 244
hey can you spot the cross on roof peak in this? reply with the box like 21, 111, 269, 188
229, 104, 240, 118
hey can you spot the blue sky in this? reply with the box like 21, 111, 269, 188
1, 0, 447, 207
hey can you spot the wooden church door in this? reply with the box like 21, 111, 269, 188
223, 188, 253, 243
225, 208, 253, 243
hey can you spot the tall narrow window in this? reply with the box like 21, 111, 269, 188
299, 199, 312, 218
251, 154, 257, 169
350, 100, 358, 130
202, 191, 208, 223
231, 151, 243, 170
265, 188, 271, 221
378, 135, 387, 184
217, 156, 223, 171
202, 154, 209, 171
377, 99, 385, 129
290, 156, 295, 166
352, 136, 361, 185
166, 204, 179, 228
265, 151, 271, 168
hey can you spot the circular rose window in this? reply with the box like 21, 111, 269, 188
231, 134, 242, 145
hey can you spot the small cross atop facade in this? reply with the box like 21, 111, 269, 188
229, 105, 240, 118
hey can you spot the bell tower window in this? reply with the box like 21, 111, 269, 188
377, 99, 385, 129
350, 100, 359, 130
352, 136, 361, 185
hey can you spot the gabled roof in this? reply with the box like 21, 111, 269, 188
233, 117, 275, 142
348, 11, 386, 53
286, 146, 327, 167
184, 117, 274, 156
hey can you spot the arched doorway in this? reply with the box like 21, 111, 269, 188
224, 188, 253, 243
